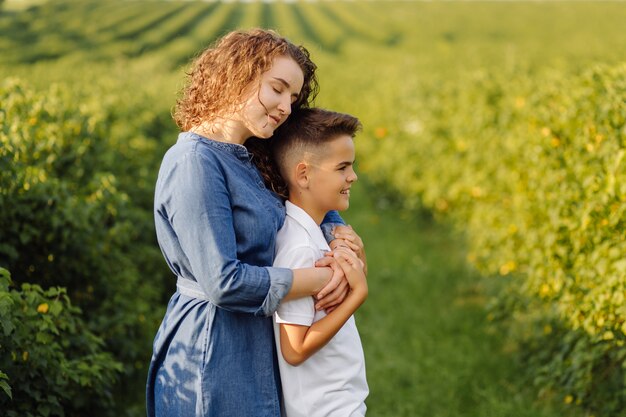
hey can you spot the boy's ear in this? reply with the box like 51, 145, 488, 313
295, 161, 310, 188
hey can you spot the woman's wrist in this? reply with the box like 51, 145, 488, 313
284, 267, 332, 301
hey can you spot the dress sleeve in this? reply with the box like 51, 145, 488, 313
161, 150, 292, 317
320, 210, 345, 245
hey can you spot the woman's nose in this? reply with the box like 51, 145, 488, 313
278, 96, 292, 116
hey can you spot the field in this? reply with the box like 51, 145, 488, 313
1, 0, 625, 416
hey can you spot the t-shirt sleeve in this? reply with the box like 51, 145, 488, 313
273, 245, 319, 327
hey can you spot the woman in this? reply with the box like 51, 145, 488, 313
146, 29, 366, 417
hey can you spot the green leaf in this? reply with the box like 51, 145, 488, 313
0, 371, 12, 399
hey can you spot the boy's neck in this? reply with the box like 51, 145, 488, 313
287, 194, 326, 226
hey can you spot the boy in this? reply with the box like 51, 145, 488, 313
271, 108, 369, 417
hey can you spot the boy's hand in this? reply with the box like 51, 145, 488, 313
333, 248, 367, 298
330, 225, 367, 276
314, 256, 349, 311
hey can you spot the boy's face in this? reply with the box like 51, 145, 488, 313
306, 134, 358, 213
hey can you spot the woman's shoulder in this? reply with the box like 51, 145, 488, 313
170, 132, 251, 162
156, 134, 225, 183
163, 132, 223, 164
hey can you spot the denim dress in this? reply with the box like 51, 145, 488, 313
146, 132, 342, 417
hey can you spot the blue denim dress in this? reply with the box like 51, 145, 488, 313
146, 132, 342, 417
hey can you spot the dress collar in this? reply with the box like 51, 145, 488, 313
179, 131, 252, 162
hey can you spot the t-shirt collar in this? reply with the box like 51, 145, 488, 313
285, 201, 330, 251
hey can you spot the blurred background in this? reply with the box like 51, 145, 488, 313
1, 0, 625, 416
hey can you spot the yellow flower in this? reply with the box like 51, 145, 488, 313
499, 261, 517, 275
435, 199, 449, 212
22, 351, 29, 362
374, 127, 387, 139
37, 303, 49, 314
564, 395, 574, 404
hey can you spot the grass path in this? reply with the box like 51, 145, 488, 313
343, 181, 581, 417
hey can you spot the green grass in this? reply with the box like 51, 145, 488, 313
342, 181, 583, 417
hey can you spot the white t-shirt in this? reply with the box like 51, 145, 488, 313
273, 201, 368, 417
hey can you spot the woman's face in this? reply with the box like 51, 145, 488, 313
240, 55, 305, 139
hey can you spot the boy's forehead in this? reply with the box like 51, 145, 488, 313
302, 135, 354, 163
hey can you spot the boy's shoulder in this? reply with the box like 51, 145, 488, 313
274, 201, 330, 268
274, 229, 318, 270
275, 214, 318, 261
278, 202, 329, 251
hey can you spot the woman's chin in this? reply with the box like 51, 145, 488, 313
255, 130, 274, 140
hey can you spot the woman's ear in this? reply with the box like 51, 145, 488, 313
295, 161, 310, 188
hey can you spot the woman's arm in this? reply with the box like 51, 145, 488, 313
158, 150, 291, 317
282, 267, 333, 302
319, 210, 344, 243
279, 250, 367, 366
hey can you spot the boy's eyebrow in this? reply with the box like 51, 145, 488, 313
336, 160, 355, 167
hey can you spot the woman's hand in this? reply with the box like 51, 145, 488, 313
329, 225, 367, 276
314, 256, 349, 312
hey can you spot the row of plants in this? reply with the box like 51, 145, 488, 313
353, 63, 626, 415
0, 72, 177, 416
0, 0, 404, 66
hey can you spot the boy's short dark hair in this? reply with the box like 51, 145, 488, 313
272, 108, 361, 177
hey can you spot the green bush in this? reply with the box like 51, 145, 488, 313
0, 76, 174, 415
0, 267, 122, 417
357, 64, 626, 415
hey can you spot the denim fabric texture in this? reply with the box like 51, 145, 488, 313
146, 132, 343, 417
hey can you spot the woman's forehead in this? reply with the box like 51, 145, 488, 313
264, 56, 304, 91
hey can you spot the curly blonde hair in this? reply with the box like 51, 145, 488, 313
174, 28, 318, 131
173, 29, 319, 196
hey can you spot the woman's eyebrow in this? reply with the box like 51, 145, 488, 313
272, 77, 291, 88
